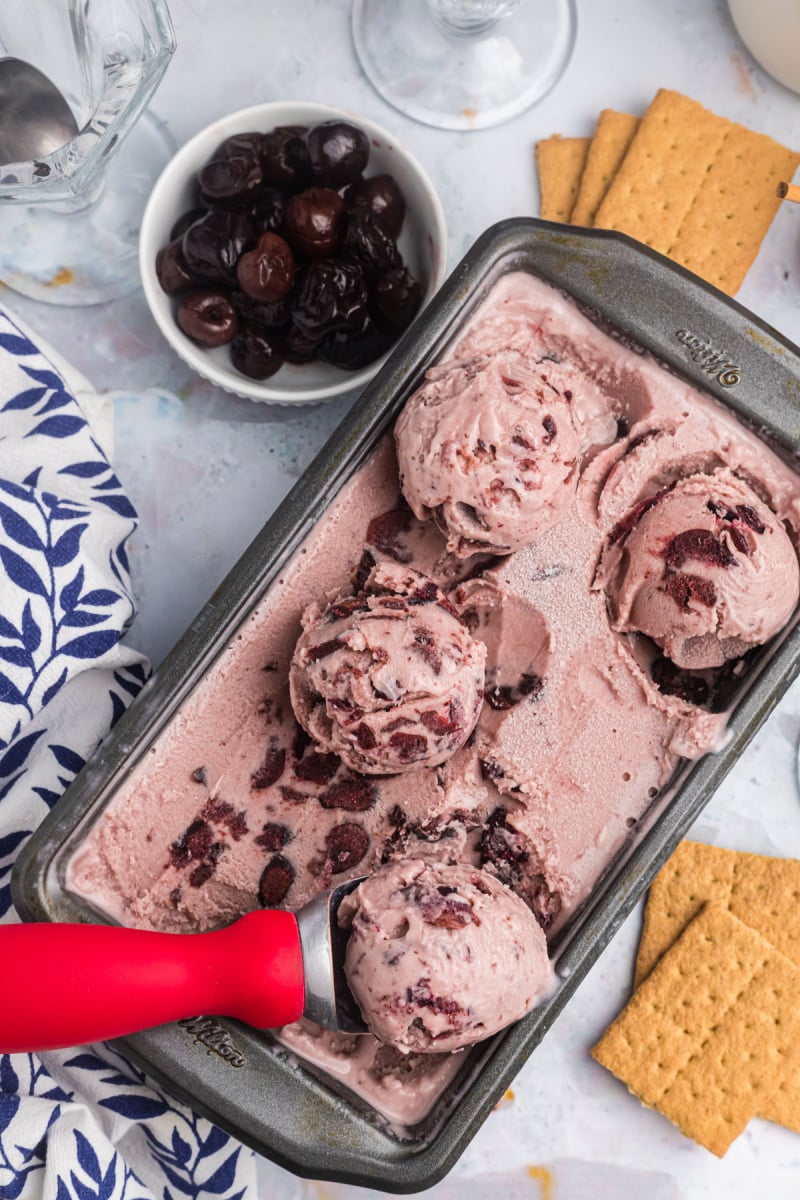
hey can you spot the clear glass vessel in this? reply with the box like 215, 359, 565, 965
0, 0, 176, 305
352, 0, 576, 132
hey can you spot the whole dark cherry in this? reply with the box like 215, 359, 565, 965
307, 121, 369, 187
346, 174, 406, 237
230, 327, 284, 379
181, 208, 255, 283
212, 131, 264, 163
283, 188, 345, 258
236, 231, 295, 303
371, 266, 423, 331
281, 324, 321, 364
320, 312, 393, 370
250, 187, 289, 233
231, 289, 293, 329
170, 206, 206, 243
177, 292, 239, 347
156, 241, 195, 294
342, 208, 401, 279
260, 125, 311, 188
291, 259, 368, 340
198, 155, 263, 206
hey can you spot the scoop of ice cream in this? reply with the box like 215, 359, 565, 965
289, 562, 486, 774
394, 350, 581, 557
597, 470, 800, 669
340, 859, 551, 1053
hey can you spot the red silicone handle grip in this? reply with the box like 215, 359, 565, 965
0, 910, 304, 1052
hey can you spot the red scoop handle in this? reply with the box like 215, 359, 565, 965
0, 910, 304, 1052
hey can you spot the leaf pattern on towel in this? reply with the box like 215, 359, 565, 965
0, 310, 250, 1199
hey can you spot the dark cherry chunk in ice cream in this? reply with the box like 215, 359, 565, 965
664, 528, 737, 571
325, 823, 369, 873
258, 855, 295, 906
480, 808, 562, 931
251, 742, 286, 789
650, 655, 710, 706
256, 822, 292, 852
664, 572, 717, 610
294, 750, 341, 785
318, 778, 376, 811
170, 819, 213, 869
484, 672, 543, 710
366, 506, 414, 563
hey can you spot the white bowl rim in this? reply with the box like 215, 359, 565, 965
139, 100, 448, 405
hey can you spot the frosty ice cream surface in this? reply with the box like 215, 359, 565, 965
67, 270, 800, 1127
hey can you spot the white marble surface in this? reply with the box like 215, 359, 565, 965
8, 0, 800, 1194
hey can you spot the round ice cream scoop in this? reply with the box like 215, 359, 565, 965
289, 561, 486, 774
0, 878, 367, 1053
339, 859, 552, 1053
597, 470, 800, 669
394, 350, 581, 557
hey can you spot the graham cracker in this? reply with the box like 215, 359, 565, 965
636, 841, 736, 985
593, 903, 800, 1156
535, 136, 590, 223
635, 839, 800, 1133
570, 109, 640, 227
635, 841, 800, 984
592, 88, 800, 295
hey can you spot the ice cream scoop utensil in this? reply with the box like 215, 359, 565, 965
0, 58, 79, 164
0, 878, 366, 1053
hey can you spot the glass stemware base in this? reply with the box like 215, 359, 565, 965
352, 0, 577, 131
0, 111, 176, 307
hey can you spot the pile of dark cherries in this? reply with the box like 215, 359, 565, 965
155, 121, 424, 381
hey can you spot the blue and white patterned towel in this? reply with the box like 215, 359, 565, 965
0, 307, 261, 1200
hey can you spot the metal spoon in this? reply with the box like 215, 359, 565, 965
0, 877, 367, 1053
0, 57, 79, 164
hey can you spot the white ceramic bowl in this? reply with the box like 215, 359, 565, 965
139, 101, 448, 405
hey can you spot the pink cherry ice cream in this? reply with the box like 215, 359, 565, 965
394, 349, 581, 557
66, 270, 800, 1129
289, 561, 486, 774
340, 859, 550, 1053
597, 470, 800, 669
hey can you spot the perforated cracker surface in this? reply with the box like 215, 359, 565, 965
571, 109, 640, 227
592, 89, 799, 294
535, 136, 591, 223
636, 840, 800, 1132
594, 903, 800, 1156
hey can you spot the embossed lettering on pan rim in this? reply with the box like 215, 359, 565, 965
675, 328, 741, 386
178, 1016, 246, 1067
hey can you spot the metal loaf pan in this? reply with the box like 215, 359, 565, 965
13, 219, 800, 1192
